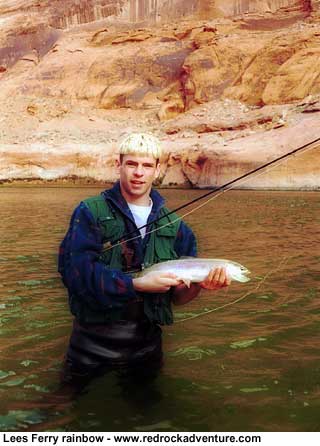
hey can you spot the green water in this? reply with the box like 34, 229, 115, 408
0, 187, 319, 431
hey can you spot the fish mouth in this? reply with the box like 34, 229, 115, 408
239, 276, 251, 283
236, 267, 251, 282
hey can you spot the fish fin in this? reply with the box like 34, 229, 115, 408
182, 279, 191, 288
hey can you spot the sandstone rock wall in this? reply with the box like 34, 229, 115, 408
120, 0, 197, 23
0, 0, 313, 30
49, 0, 125, 28
0, 0, 319, 188
206, 0, 309, 17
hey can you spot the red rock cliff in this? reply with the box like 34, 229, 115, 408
0, 0, 319, 188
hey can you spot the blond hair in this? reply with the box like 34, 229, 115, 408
119, 133, 163, 160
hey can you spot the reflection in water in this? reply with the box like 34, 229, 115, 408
0, 187, 319, 431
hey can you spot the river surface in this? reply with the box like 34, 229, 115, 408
0, 187, 319, 432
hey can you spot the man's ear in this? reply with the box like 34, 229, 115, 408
155, 162, 161, 179
115, 157, 121, 174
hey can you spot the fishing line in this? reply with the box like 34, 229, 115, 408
103, 137, 319, 252
175, 255, 289, 323
101, 137, 317, 321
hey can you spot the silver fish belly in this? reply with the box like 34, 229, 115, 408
141, 258, 250, 287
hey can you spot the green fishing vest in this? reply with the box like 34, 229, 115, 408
70, 194, 180, 325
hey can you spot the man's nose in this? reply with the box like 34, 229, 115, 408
134, 165, 144, 176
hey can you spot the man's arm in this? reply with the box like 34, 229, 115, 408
58, 202, 137, 309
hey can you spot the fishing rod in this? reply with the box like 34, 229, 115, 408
104, 135, 320, 250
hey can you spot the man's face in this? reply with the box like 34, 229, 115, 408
117, 154, 161, 202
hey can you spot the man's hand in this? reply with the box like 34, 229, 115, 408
199, 267, 231, 290
133, 271, 182, 293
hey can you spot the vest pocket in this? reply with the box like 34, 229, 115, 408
99, 218, 124, 267
99, 218, 123, 243
152, 209, 180, 262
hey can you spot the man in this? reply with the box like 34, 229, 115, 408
58, 133, 230, 388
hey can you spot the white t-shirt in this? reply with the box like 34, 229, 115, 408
128, 200, 153, 239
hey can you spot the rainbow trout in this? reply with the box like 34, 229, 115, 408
141, 258, 250, 287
